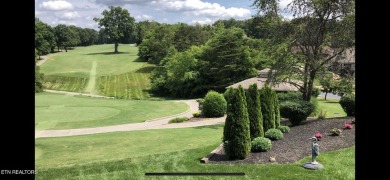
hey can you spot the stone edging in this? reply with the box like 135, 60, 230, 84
200, 144, 223, 163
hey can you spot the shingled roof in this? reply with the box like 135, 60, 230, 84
227, 77, 299, 92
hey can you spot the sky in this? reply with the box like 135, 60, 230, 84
35, 0, 292, 29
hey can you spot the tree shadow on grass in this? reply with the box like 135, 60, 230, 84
84, 52, 130, 55
135, 66, 156, 73
192, 124, 224, 130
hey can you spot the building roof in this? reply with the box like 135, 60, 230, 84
227, 77, 300, 92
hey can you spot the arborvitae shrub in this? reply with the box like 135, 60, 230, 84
246, 83, 264, 139
223, 86, 251, 160
260, 86, 275, 132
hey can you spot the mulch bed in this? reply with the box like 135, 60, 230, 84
207, 117, 355, 164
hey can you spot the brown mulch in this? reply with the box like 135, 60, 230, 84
207, 117, 355, 164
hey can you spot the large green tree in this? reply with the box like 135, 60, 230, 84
35, 18, 55, 57
94, 6, 135, 53
35, 49, 44, 92
246, 83, 264, 139
319, 71, 338, 100
199, 27, 256, 91
138, 25, 176, 64
135, 21, 160, 45
253, 0, 355, 101
54, 24, 79, 52
223, 86, 251, 160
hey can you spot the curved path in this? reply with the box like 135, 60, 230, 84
35, 99, 226, 138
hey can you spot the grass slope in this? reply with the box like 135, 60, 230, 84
35, 92, 188, 130
40, 44, 155, 98
97, 64, 155, 99
36, 125, 354, 179
41, 44, 143, 77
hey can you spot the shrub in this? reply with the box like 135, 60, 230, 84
251, 137, 272, 152
330, 128, 342, 136
317, 109, 327, 120
344, 123, 353, 129
223, 86, 251, 160
246, 83, 264, 139
265, 129, 283, 140
192, 112, 201, 117
339, 94, 355, 116
277, 126, 290, 133
260, 86, 275, 132
168, 117, 189, 123
280, 100, 315, 126
314, 132, 323, 139
277, 92, 303, 102
311, 87, 321, 97
202, 91, 227, 117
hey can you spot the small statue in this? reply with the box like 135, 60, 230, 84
310, 136, 320, 164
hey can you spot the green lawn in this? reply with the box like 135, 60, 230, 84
35, 92, 188, 130
36, 125, 354, 179
317, 97, 347, 118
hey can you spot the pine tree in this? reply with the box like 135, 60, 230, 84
273, 90, 281, 128
223, 86, 251, 160
260, 86, 275, 132
246, 83, 264, 139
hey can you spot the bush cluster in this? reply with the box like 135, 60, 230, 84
251, 137, 272, 152
277, 126, 290, 133
280, 100, 314, 126
264, 129, 283, 140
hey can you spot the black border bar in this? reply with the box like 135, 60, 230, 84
145, 172, 245, 176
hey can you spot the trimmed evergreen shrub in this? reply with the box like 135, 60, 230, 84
246, 83, 264, 139
339, 94, 355, 116
277, 92, 302, 102
265, 129, 283, 140
223, 86, 251, 160
251, 137, 272, 152
272, 90, 281, 128
277, 125, 290, 133
280, 100, 314, 126
202, 91, 227, 117
260, 86, 275, 132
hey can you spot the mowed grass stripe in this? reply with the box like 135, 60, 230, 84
43, 75, 88, 93
97, 72, 151, 99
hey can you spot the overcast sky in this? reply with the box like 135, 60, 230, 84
35, 0, 292, 29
